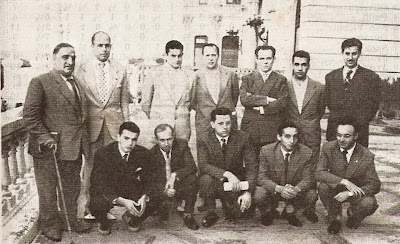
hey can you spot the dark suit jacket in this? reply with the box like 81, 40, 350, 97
258, 142, 314, 193
197, 130, 257, 193
287, 78, 325, 149
325, 66, 381, 124
191, 65, 239, 141
240, 71, 288, 145
23, 69, 89, 160
76, 59, 130, 143
316, 141, 381, 196
146, 139, 197, 197
90, 142, 150, 203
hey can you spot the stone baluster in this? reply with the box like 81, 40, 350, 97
8, 141, 20, 191
16, 137, 27, 184
1, 148, 12, 197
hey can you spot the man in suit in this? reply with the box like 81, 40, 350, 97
254, 121, 318, 227
240, 45, 289, 157
89, 122, 150, 235
191, 43, 239, 142
325, 38, 381, 147
23, 43, 91, 241
75, 31, 130, 220
141, 40, 193, 142
316, 119, 381, 234
147, 124, 199, 230
198, 107, 257, 227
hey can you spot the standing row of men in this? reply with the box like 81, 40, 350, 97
23, 31, 381, 242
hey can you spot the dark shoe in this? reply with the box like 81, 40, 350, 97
286, 214, 303, 227
327, 220, 342, 234
303, 210, 319, 223
122, 211, 141, 232
184, 215, 200, 230
260, 211, 275, 226
71, 219, 92, 233
42, 228, 62, 242
98, 221, 111, 236
202, 211, 219, 228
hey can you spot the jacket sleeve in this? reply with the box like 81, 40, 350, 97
360, 155, 381, 196
121, 67, 130, 121
257, 149, 278, 193
315, 144, 343, 188
243, 135, 257, 193
23, 77, 53, 145
295, 156, 313, 191
141, 70, 154, 118
197, 140, 225, 179
262, 77, 289, 112
239, 75, 269, 107
174, 142, 197, 180
231, 72, 239, 107
318, 84, 326, 120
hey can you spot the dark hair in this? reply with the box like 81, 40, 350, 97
292, 50, 310, 64
341, 38, 362, 53
165, 40, 183, 54
202, 43, 220, 55
91, 31, 111, 45
210, 107, 232, 122
336, 118, 359, 134
154, 124, 174, 139
53, 43, 74, 55
119, 122, 140, 135
255, 45, 276, 58
277, 121, 299, 136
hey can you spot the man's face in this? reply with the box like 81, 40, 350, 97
277, 127, 299, 152
256, 49, 275, 73
203, 46, 219, 69
118, 129, 139, 153
155, 128, 174, 152
292, 57, 310, 80
92, 33, 111, 62
211, 115, 231, 138
342, 46, 360, 69
53, 47, 75, 77
166, 48, 183, 69
336, 125, 358, 150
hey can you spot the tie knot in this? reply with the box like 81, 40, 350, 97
342, 150, 348, 155
166, 150, 171, 158
122, 153, 128, 161
346, 70, 353, 81
221, 138, 226, 144
99, 62, 106, 68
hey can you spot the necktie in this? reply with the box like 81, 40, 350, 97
344, 70, 352, 90
283, 153, 290, 184
66, 77, 81, 114
342, 150, 348, 164
97, 62, 108, 105
221, 138, 227, 161
122, 153, 128, 162
165, 150, 172, 180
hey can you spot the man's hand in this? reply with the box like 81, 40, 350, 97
266, 96, 277, 103
334, 191, 351, 203
223, 171, 241, 192
135, 194, 148, 216
118, 197, 142, 217
238, 191, 252, 212
164, 173, 177, 197
277, 185, 297, 199
42, 138, 57, 150
340, 179, 365, 197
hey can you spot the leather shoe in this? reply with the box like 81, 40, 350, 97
327, 220, 342, 234
202, 211, 219, 228
42, 228, 62, 242
71, 219, 92, 233
122, 211, 141, 232
98, 221, 111, 236
260, 211, 275, 226
286, 214, 303, 227
184, 215, 200, 230
303, 210, 319, 223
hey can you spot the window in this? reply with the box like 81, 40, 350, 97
199, 0, 208, 5
226, 0, 241, 4
221, 36, 239, 68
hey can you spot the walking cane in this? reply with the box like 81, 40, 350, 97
52, 147, 75, 244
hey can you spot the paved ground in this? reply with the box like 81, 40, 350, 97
26, 118, 400, 243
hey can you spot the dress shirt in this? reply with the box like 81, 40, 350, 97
340, 143, 356, 163
94, 59, 111, 91
258, 70, 272, 82
342, 65, 358, 81
118, 144, 130, 161
160, 148, 172, 180
280, 146, 293, 161
60, 75, 81, 99
205, 67, 221, 103
292, 76, 309, 114
215, 134, 229, 148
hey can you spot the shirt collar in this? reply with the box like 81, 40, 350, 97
343, 65, 358, 75
215, 134, 229, 144
118, 143, 130, 159
160, 148, 172, 156
258, 70, 272, 80
60, 74, 73, 81
292, 76, 309, 86
340, 142, 356, 155
94, 58, 110, 67
280, 146, 293, 158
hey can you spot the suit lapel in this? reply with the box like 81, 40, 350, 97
224, 131, 238, 167
217, 66, 229, 104
73, 75, 87, 121
199, 70, 217, 105
287, 147, 301, 182
81, 61, 104, 105
273, 144, 285, 185
210, 133, 224, 165
302, 79, 317, 110
51, 70, 80, 112
253, 71, 266, 94
287, 80, 299, 114
103, 62, 121, 106
345, 144, 362, 179
261, 71, 278, 96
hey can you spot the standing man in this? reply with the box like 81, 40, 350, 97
254, 122, 318, 227
76, 31, 130, 220
147, 124, 199, 230
325, 38, 381, 147
316, 119, 381, 234
240, 45, 288, 156
89, 122, 150, 235
198, 107, 257, 227
23, 43, 91, 242
191, 43, 239, 142
141, 40, 193, 142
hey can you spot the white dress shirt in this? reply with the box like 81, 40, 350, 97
343, 65, 358, 81
340, 143, 356, 163
292, 76, 309, 114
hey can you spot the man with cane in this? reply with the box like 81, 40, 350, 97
23, 43, 91, 242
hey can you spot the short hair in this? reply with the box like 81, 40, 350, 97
292, 50, 310, 64
341, 38, 362, 53
210, 107, 232, 122
165, 40, 183, 54
202, 43, 220, 55
91, 31, 111, 45
277, 121, 299, 136
154, 124, 174, 139
119, 122, 140, 135
336, 118, 359, 134
53, 43, 74, 55
255, 45, 276, 59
